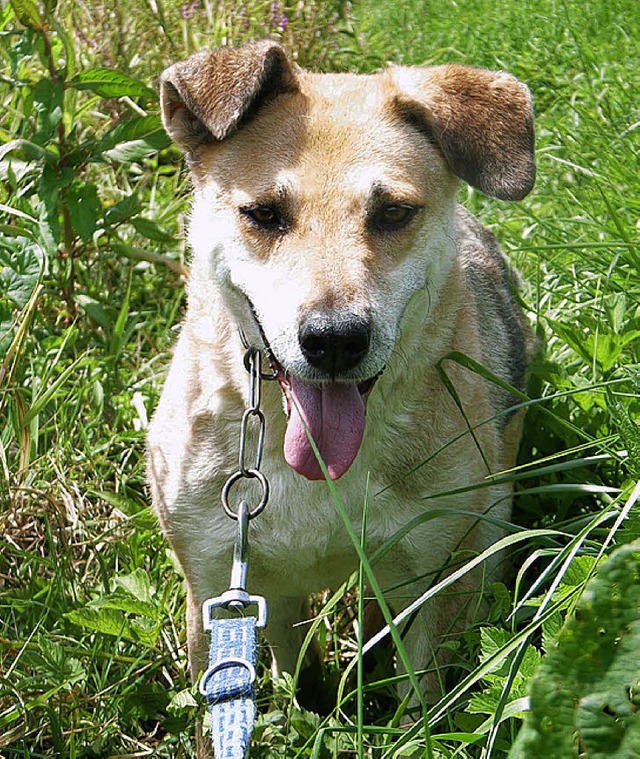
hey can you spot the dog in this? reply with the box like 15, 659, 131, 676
147, 39, 536, 750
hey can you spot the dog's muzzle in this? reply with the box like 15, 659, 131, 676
267, 311, 381, 482
298, 313, 371, 375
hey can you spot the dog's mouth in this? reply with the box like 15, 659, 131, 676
268, 356, 381, 481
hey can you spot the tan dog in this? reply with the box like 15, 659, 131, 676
147, 39, 535, 747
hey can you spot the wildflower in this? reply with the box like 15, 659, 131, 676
269, 1, 289, 32
238, 6, 250, 32
180, 1, 200, 20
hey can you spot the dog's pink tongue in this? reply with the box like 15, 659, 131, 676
284, 376, 365, 481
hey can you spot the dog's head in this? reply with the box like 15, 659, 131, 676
160, 41, 535, 481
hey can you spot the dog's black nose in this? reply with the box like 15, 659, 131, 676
299, 313, 371, 375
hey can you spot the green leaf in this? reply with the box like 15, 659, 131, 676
65, 183, 102, 242
86, 569, 157, 619
479, 627, 511, 669
608, 392, 640, 477
1, 3, 16, 31
21, 353, 87, 426
547, 317, 640, 373
69, 69, 156, 100
545, 318, 594, 367
33, 77, 64, 140
476, 698, 530, 734
66, 606, 129, 638
96, 114, 165, 153
104, 193, 139, 226
74, 293, 111, 332
31, 639, 85, 688
103, 130, 172, 163
92, 594, 156, 619
66, 605, 157, 646
88, 488, 150, 517
49, 19, 74, 77
44, 0, 60, 17
585, 332, 624, 373
562, 554, 597, 586
476, 627, 541, 685
510, 540, 640, 758
0, 243, 43, 307
167, 688, 198, 714
0, 223, 38, 243
39, 162, 74, 195
488, 581, 512, 622
113, 568, 154, 605
128, 617, 158, 647
131, 216, 175, 243
541, 610, 563, 653
37, 163, 72, 242
9, 0, 43, 29
603, 292, 627, 334
0, 138, 57, 163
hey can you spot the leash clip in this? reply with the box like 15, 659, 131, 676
202, 590, 268, 630
202, 499, 268, 630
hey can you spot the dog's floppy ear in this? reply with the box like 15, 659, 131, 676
392, 65, 536, 200
159, 40, 298, 152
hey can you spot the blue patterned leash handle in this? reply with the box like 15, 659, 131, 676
200, 616, 259, 758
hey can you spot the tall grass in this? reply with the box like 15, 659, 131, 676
1, 0, 638, 756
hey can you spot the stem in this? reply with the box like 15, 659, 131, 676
39, 26, 66, 145
59, 202, 77, 317
38, 20, 78, 314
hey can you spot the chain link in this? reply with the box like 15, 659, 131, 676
238, 350, 266, 475
221, 348, 270, 521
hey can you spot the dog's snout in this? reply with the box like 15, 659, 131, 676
299, 313, 371, 375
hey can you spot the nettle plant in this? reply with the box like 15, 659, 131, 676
0, 0, 181, 350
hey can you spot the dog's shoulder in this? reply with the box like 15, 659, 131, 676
454, 204, 534, 417
455, 204, 518, 285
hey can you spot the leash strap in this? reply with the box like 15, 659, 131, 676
200, 616, 259, 758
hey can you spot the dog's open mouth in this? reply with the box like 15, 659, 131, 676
269, 358, 380, 481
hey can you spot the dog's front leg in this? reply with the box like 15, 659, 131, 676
186, 584, 210, 685
393, 593, 463, 705
264, 595, 337, 712
372, 559, 482, 708
184, 584, 215, 758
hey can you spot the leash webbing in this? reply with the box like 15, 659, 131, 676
200, 616, 259, 758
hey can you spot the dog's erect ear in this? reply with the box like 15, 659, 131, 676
159, 40, 298, 152
392, 65, 536, 201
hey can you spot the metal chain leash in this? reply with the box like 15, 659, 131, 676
221, 348, 270, 521
202, 346, 272, 630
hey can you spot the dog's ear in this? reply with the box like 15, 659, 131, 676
159, 40, 298, 152
392, 65, 536, 200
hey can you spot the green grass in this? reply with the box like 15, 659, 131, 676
1, 0, 638, 756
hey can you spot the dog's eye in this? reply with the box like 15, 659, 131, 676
241, 204, 285, 231
372, 203, 419, 231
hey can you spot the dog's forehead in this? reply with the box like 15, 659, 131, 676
301, 70, 391, 114
293, 71, 414, 175
196, 69, 447, 198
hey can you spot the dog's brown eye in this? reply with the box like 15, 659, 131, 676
241, 204, 285, 230
372, 203, 419, 231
